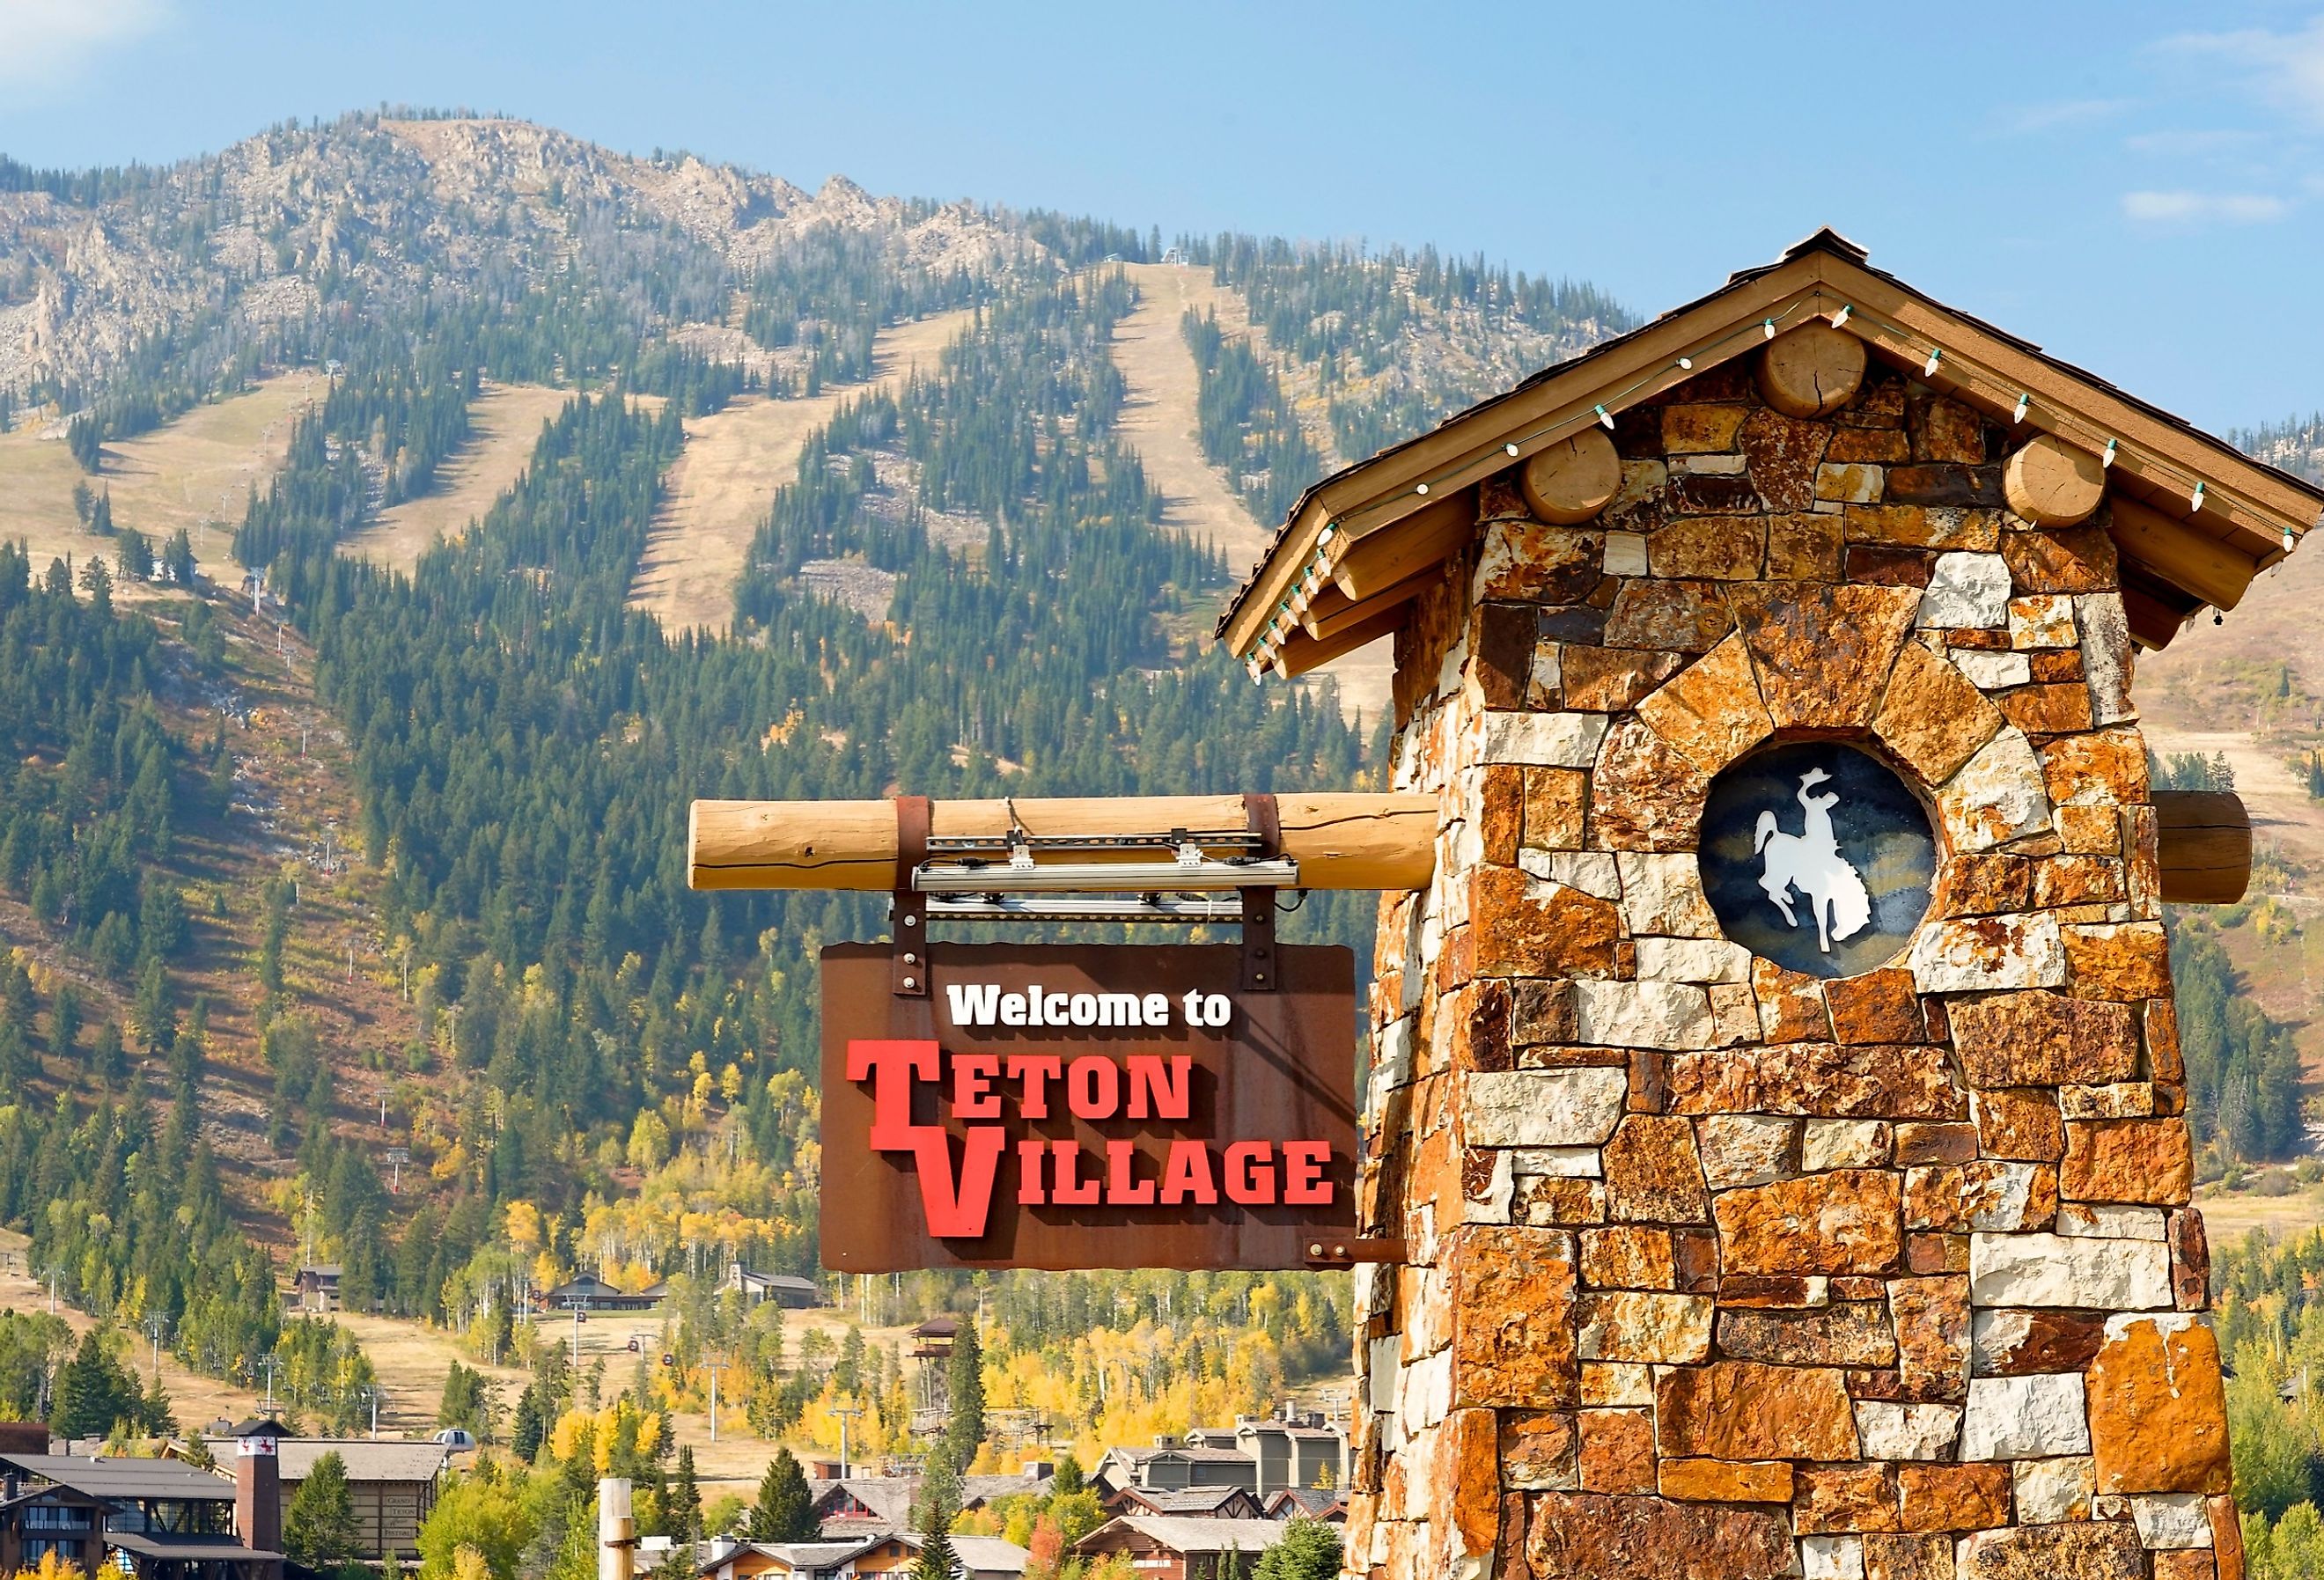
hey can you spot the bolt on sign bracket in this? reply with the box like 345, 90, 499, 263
1240, 792, 1281, 992
891, 795, 930, 997
1302, 1235, 1410, 1268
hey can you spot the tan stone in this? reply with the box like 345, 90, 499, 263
1650, 513, 1766, 579
1469, 866, 1621, 978
1845, 504, 2003, 551
1769, 510, 1845, 578
1658, 1458, 1794, 1503
1875, 640, 2006, 784
1753, 958, 1832, 1041
1972, 1308, 2107, 1375
1973, 1089, 2066, 1161
1604, 577, 1737, 651
1662, 403, 1750, 452
1655, 1360, 1859, 1459
1561, 646, 1684, 711
1447, 1225, 1578, 1407
1896, 1464, 2011, 1532
1891, 1276, 1973, 1399
2086, 1316, 2231, 1494
1603, 1114, 1710, 1224
1591, 716, 1712, 851
1948, 992, 2138, 1087
1714, 1170, 1902, 1275
2062, 1119, 2194, 1205
1864, 1533, 1959, 1580
1575, 1408, 1656, 1493
1912, 395, 1988, 464
1730, 581, 1923, 731
2033, 856, 2127, 908
1716, 1300, 1898, 1367
1739, 405, 1832, 509
2056, 804, 2122, 853
1958, 1523, 2142, 1580
1667, 1041, 1966, 1120
1579, 1224, 1676, 1290
1831, 426, 1912, 464
1904, 1161, 2058, 1232
2151, 1555, 2217, 1580
2063, 922, 2172, 1001
1698, 1114, 1799, 1189
1523, 766, 1588, 849
1521, 1492, 1798, 1580
1819, 462, 1886, 503
1634, 633, 1772, 773
2008, 593, 2078, 649
1826, 968, 1926, 1044
1577, 1290, 1713, 1363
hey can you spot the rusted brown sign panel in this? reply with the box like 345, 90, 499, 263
820, 942, 1357, 1272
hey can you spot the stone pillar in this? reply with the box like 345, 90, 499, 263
1347, 356, 2234, 1580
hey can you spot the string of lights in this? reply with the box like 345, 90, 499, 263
1245, 288, 2317, 680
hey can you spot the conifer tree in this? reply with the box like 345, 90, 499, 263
746, 1449, 813, 1542
283, 1450, 361, 1569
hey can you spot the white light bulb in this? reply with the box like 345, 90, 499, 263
1247, 658, 1266, 682
1676, 356, 1693, 370
1832, 305, 1851, 328
1505, 443, 1519, 458
2102, 438, 2117, 468
2288, 528, 2299, 552
1762, 318, 1776, 341
1594, 404, 1614, 430
1316, 524, 1336, 547
1415, 481, 1430, 496
2012, 393, 2029, 424
2191, 481, 2205, 512
1923, 347, 1942, 378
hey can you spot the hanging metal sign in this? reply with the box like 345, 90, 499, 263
820, 941, 1357, 1272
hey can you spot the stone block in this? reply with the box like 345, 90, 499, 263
1770, 508, 1846, 577
1657, 1457, 1793, 1503
1619, 850, 1722, 937
2063, 922, 2172, 1002
1908, 913, 2068, 994
1579, 1361, 1652, 1406
1602, 528, 1648, 574
1634, 631, 1771, 771
1468, 867, 1621, 978
2057, 1202, 2166, 1238
1523, 766, 1588, 849
1890, 464, 2004, 508
1717, 1300, 1897, 1366
1575, 1408, 1656, 1493
1634, 935, 1752, 983
1971, 1308, 2107, 1375
1654, 1360, 1860, 1459
1651, 513, 1767, 578
1931, 856, 2037, 922
1577, 1290, 1713, 1363
1911, 395, 1988, 463
1897, 1463, 2011, 1532
1714, 1170, 1902, 1275
1960, 1372, 2090, 1459
1894, 1122, 1979, 1165
1918, 551, 2012, 628
1519, 1492, 1799, 1580
1605, 577, 1737, 651
1831, 426, 1911, 463
2061, 1119, 2193, 1205
1663, 403, 1748, 452
1603, 1113, 1710, 1222
1820, 462, 1886, 503
2170, 1210, 2210, 1312
1477, 523, 1607, 604
1805, 1118, 1893, 1171
1668, 1040, 1966, 1120
1892, 1275, 1974, 1398
1464, 1068, 1628, 1148
1804, 1534, 1869, 1580
1950, 992, 2138, 1087
2013, 1457, 2095, 1524
1863, 1533, 1957, 1580
1699, 1114, 1799, 1188
1731, 581, 1923, 731
1904, 1161, 2057, 1232
1590, 716, 1712, 851
1753, 956, 1833, 1040
1957, 1523, 2142, 1580
1827, 968, 1928, 1044
1798, 1463, 1901, 1533
1562, 645, 1685, 710
1446, 1225, 1580, 1407
2086, 1314, 2230, 1495
1953, 649, 2033, 689
1872, 633, 2009, 790
2131, 1493, 2214, 1550
1479, 709, 1610, 767
1856, 1400, 1961, 1460
1933, 727, 2055, 852
1846, 504, 2002, 552
1579, 1224, 1675, 1289
1966, 1232, 2171, 1309
1973, 1089, 2065, 1161
1574, 979, 1715, 1049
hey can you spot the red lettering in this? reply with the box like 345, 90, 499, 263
1159, 1140, 1219, 1205
847, 1040, 938, 1149
951, 1053, 1003, 1119
1049, 1140, 1101, 1204
1006, 1055, 1063, 1118
1282, 1141, 1333, 1206
1106, 1140, 1157, 1206
1124, 1055, 1191, 1120
1067, 1055, 1121, 1119
1224, 1141, 1277, 1205
1016, 1138, 1048, 1204
906, 1128, 1007, 1238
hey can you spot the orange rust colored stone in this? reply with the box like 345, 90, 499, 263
1520, 1492, 1799, 1580
1889, 1275, 1972, 1399
2087, 1316, 2231, 1494
2039, 726, 2151, 806
2033, 855, 2127, 908
1591, 716, 1713, 850
1715, 1170, 1902, 1275
2002, 525, 2120, 592
1933, 854, 2034, 916
1477, 524, 1606, 604
1752, 958, 1831, 1042
1633, 633, 1770, 772
1729, 581, 1923, 731
1655, 1360, 1859, 1460
1498, 1409, 1578, 1491
1973, 1089, 2066, 1161
1469, 866, 1621, 979
1875, 640, 2005, 784
1579, 1224, 1677, 1290
1948, 992, 2138, 1087
1768, 510, 1844, 578
1604, 1114, 1710, 1224
1826, 969, 1926, 1044
2152, 1554, 2217, 1580
1864, 1533, 1959, 1580
1604, 577, 1737, 652
1523, 766, 1588, 850
1447, 1225, 1579, 1408
2063, 922, 2173, 1002
1795, 1461, 1901, 1532
2062, 1117, 2194, 1205
1444, 1407, 1502, 1557
1667, 1041, 1965, 1120
1658, 1457, 1795, 1503
1896, 1463, 2011, 1532
1576, 1407, 1656, 1493
1562, 646, 1684, 711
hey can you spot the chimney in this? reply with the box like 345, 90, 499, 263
232, 1418, 283, 1554
598, 1478, 635, 1580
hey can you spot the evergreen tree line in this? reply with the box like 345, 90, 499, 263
1181, 305, 1323, 529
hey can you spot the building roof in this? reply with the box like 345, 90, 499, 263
0, 1454, 233, 1503
1267, 1487, 1347, 1517
1115, 1486, 1259, 1514
1220, 228, 2324, 665
1077, 1516, 1291, 1556
107, 1532, 283, 1563
698, 1539, 876, 1575
197, 1437, 450, 1482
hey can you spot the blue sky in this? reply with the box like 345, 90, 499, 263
3, 0, 2320, 431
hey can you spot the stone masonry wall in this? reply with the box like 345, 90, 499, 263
1346, 356, 2236, 1580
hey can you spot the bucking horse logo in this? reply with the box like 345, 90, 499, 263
1753, 767, 1873, 953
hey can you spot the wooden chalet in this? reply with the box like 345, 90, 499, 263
1073, 1516, 1289, 1580
0, 1452, 280, 1580
1103, 1484, 1268, 1520
1263, 1487, 1348, 1523
720, 1266, 823, 1308
538, 1272, 668, 1313
291, 1265, 341, 1313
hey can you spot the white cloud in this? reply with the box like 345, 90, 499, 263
2163, 14, 2324, 128
0, 0, 168, 88
1997, 98, 2135, 135
2122, 129, 2263, 158
2121, 189, 2292, 224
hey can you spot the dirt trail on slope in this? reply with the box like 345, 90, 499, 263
629, 309, 977, 633
1111, 262, 1390, 724
341, 382, 574, 574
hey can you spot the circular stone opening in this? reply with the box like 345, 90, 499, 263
1697, 740, 1937, 980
